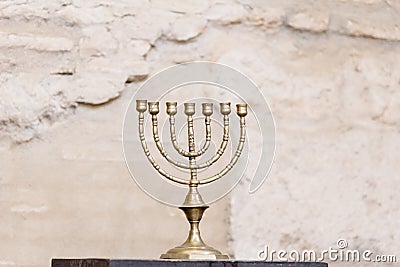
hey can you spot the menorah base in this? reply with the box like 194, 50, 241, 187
160, 205, 229, 260
160, 246, 229, 260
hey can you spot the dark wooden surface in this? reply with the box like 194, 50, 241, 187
52, 259, 328, 267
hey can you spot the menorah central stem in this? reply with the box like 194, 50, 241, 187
187, 114, 197, 185
184, 103, 199, 187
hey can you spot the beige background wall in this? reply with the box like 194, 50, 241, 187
1, 0, 399, 266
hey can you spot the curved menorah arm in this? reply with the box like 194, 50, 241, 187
147, 101, 228, 171
168, 102, 231, 170
152, 112, 228, 170
190, 102, 232, 169
168, 102, 213, 158
169, 114, 190, 156
151, 114, 194, 169
199, 104, 247, 185
194, 113, 212, 155
192, 114, 229, 169
146, 101, 212, 169
169, 115, 211, 158
136, 101, 189, 185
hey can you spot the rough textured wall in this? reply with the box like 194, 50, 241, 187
1, 0, 399, 266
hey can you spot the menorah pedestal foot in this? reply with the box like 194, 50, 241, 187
160, 205, 229, 260
160, 244, 229, 260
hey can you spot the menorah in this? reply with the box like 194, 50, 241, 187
135, 100, 247, 260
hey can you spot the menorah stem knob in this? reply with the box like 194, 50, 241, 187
182, 185, 205, 207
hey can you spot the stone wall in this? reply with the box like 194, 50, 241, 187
1, 0, 399, 266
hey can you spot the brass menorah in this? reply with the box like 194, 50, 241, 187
135, 100, 247, 260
